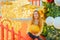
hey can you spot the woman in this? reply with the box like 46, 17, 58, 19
27, 10, 44, 40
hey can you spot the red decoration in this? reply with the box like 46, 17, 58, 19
40, 35, 46, 40
47, 0, 54, 3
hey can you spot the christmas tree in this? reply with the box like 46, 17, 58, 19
41, 0, 60, 40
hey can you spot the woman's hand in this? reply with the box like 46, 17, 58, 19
36, 34, 40, 36
34, 38, 38, 40
35, 33, 40, 36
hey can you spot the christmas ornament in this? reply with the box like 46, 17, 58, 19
54, 0, 60, 6
46, 16, 54, 26
29, 25, 40, 34
47, 0, 54, 3
42, 0, 54, 3
54, 17, 60, 29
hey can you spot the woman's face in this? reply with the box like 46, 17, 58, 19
34, 11, 38, 19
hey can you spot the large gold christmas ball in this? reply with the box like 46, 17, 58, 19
30, 25, 40, 34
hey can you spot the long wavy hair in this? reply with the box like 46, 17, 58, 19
31, 10, 42, 27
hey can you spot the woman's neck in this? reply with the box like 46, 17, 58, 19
34, 18, 38, 20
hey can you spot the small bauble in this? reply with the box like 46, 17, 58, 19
42, 0, 54, 3
46, 16, 54, 26
54, 17, 60, 29
54, 0, 60, 6
47, 0, 54, 3
30, 25, 40, 34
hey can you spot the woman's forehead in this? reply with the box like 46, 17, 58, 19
34, 12, 38, 14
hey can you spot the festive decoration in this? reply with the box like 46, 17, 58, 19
46, 16, 54, 26
11, 0, 30, 6
1, 3, 39, 19
54, 0, 60, 6
40, 0, 43, 6
42, 1, 60, 40
54, 17, 60, 29
42, 0, 54, 3
47, 0, 54, 3
29, 25, 40, 34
